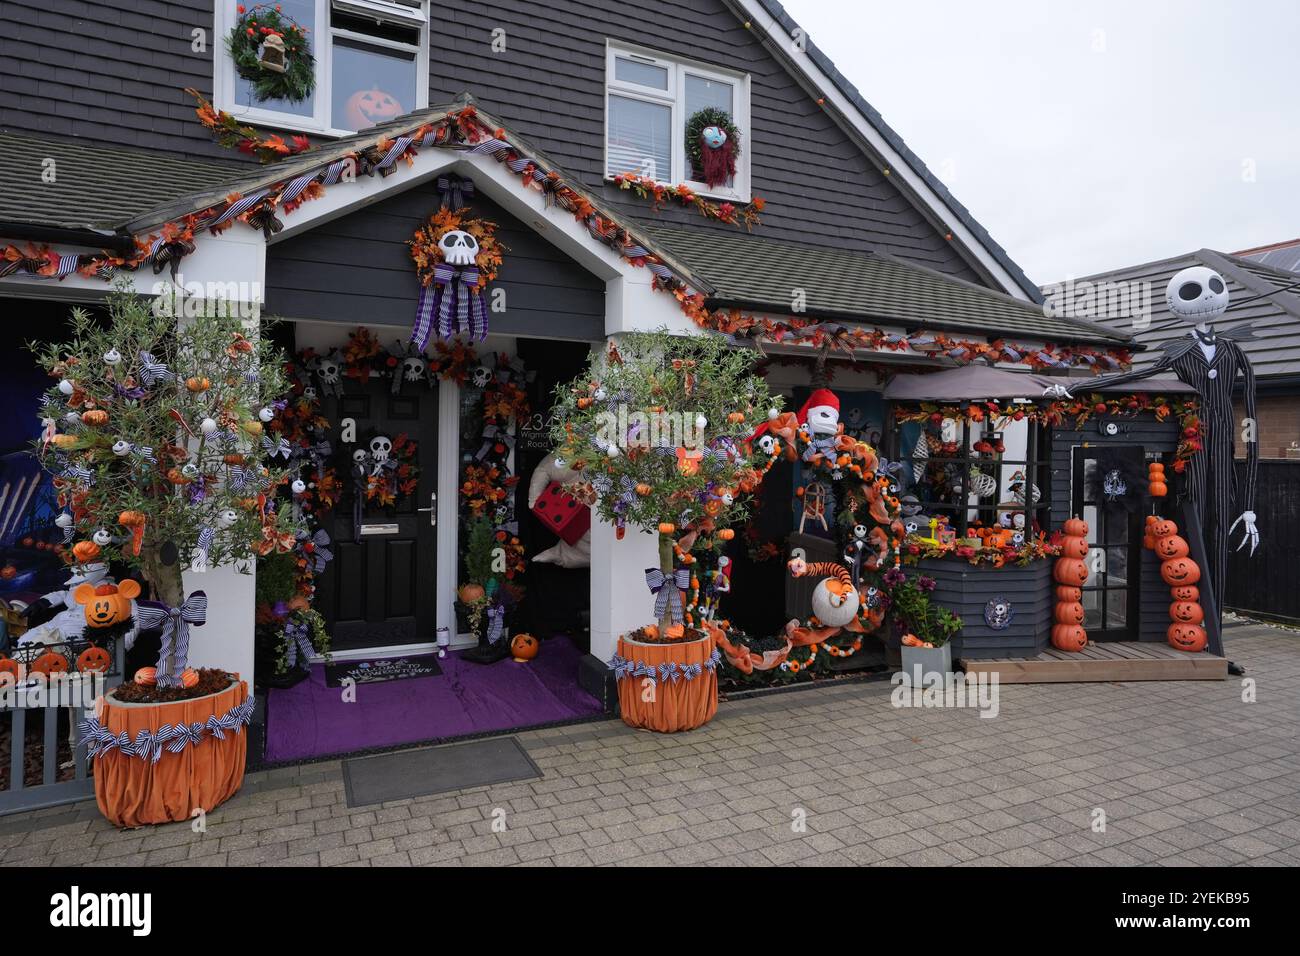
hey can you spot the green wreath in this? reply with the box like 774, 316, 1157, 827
685, 107, 741, 185
226, 4, 315, 104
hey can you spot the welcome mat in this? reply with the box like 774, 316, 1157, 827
325, 655, 441, 687
342, 736, 542, 808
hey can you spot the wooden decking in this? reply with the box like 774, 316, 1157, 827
959, 641, 1228, 684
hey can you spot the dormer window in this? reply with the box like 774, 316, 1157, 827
215, 0, 429, 135
605, 42, 751, 201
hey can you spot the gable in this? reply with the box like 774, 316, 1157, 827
264, 183, 606, 341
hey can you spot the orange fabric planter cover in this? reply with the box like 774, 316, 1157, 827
616, 633, 717, 733
94, 678, 249, 828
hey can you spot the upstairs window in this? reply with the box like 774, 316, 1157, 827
605, 43, 751, 201
216, 0, 429, 135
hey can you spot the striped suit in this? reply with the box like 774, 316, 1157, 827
1074, 330, 1258, 617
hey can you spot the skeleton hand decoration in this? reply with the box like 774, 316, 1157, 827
1230, 511, 1259, 556
1043, 383, 1073, 399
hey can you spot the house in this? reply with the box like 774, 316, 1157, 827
0, 0, 1141, 763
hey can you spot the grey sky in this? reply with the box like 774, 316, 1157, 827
783, 0, 1300, 284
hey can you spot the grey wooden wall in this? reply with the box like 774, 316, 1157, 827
2, 0, 982, 282
263, 184, 605, 340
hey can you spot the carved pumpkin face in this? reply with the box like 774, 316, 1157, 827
1054, 602, 1085, 625
1171, 584, 1199, 602
510, 633, 540, 662
1053, 558, 1089, 586
344, 88, 404, 130
0, 657, 23, 683
1160, 557, 1201, 586
1155, 534, 1190, 560
1170, 601, 1204, 625
76, 645, 112, 673
1167, 622, 1207, 652
1055, 585, 1082, 603
32, 651, 69, 676
74, 579, 140, 628
1151, 519, 1178, 539
1051, 623, 1088, 652
1060, 536, 1089, 559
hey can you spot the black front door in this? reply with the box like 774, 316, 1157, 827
317, 377, 438, 650
1071, 446, 1142, 641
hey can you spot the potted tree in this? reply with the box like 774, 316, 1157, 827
551, 330, 777, 731
884, 568, 962, 678
33, 286, 301, 827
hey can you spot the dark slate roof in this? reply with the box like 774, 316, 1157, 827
1235, 237, 1300, 275
1043, 249, 1300, 381
0, 131, 244, 233
639, 222, 1130, 346
755, 0, 1042, 304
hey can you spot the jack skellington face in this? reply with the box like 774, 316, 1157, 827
314, 355, 340, 385
370, 435, 393, 465
1166, 265, 1230, 323
401, 356, 427, 383
439, 230, 480, 266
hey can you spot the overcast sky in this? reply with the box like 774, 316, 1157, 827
783, 0, 1300, 284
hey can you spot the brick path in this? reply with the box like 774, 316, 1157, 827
3, 621, 1298, 867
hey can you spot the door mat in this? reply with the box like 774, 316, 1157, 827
342, 736, 542, 808
325, 654, 442, 687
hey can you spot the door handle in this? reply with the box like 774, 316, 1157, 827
417, 491, 437, 527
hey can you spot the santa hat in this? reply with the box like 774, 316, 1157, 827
797, 388, 840, 425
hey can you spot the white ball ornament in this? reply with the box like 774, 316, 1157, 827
768, 408, 779, 420
64, 412, 81, 425
695, 414, 708, 430
258, 407, 275, 423
199, 418, 218, 436
55, 513, 72, 529
103, 348, 122, 365
92, 528, 113, 546
291, 479, 307, 494
58, 379, 75, 396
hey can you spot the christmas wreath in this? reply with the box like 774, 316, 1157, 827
226, 4, 315, 104
685, 107, 741, 189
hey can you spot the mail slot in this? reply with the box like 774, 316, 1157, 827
359, 523, 400, 536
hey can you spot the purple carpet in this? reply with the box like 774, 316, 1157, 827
264, 635, 604, 763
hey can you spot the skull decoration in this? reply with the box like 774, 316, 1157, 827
302, 384, 318, 402
401, 356, 427, 383
370, 435, 393, 465
314, 356, 340, 384
756, 433, 778, 456
438, 229, 480, 266
1166, 265, 1230, 322
471, 365, 494, 388
111, 440, 130, 457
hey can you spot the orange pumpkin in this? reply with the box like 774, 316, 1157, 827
1148, 481, 1167, 497
80, 409, 108, 426
1151, 518, 1178, 539
134, 666, 158, 686
457, 583, 485, 604
180, 668, 200, 689
0, 656, 22, 683
717, 528, 735, 541
1154, 534, 1190, 560
1053, 602, 1085, 625
635, 483, 652, 496
1055, 585, 1082, 603
1051, 623, 1088, 652
76, 645, 112, 673
74, 579, 141, 629
1170, 584, 1199, 602
71, 540, 102, 563
658, 522, 676, 534
186, 376, 211, 393
31, 651, 70, 676
1062, 516, 1088, 537
344, 87, 404, 130
1167, 622, 1207, 652
510, 633, 540, 662
1060, 535, 1089, 559
1160, 557, 1201, 586
1169, 601, 1204, 625
1053, 558, 1088, 586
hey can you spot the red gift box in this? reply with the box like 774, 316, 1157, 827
532, 482, 591, 545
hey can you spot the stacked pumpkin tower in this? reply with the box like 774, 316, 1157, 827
1051, 516, 1091, 651
1146, 516, 1209, 652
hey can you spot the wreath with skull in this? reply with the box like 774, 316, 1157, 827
351, 431, 420, 507
409, 207, 503, 290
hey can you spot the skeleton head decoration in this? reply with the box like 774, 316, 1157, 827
401, 356, 427, 383
314, 355, 340, 385
1166, 265, 1230, 323
351, 448, 369, 467
439, 229, 480, 266
756, 433, 779, 456
471, 365, 494, 388
302, 384, 318, 402
370, 435, 393, 465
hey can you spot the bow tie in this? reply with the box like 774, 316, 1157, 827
1193, 327, 1217, 347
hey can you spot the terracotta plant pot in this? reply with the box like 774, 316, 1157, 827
92, 677, 250, 828
615, 632, 717, 733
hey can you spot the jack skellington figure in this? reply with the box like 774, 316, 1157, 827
1045, 265, 1259, 619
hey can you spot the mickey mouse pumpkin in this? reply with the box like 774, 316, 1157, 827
74, 579, 140, 629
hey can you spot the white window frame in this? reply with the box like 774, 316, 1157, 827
605, 41, 751, 202
214, 0, 430, 137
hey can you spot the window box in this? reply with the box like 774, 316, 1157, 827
604, 42, 751, 202
918, 557, 1051, 660
215, 0, 429, 136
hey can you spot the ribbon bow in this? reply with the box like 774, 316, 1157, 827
645, 567, 691, 624
129, 443, 156, 465
657, 661, 682, 684
680, 662, 703, 681
78, 718, 131, 758
261, 434, 292, 459
137, 351, 172, 386
704, 648, 722, 672
166, 722, 205, 753
412, 262, 488, 349
136, 591, 207, 688
298, 528, 333, 574
436, 174, 475, 210
284, 618, 315, 669
475, 423, 516, 463
607, 654, 638, 680
485, 603, 506, 644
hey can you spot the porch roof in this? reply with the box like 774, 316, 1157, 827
637, 222, 1132, 348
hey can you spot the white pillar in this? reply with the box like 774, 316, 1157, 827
588, 517, 660, 662
183, 564, 256, 686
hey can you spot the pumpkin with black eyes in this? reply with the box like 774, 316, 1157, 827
344, 88, 404, 130
1059, 535, 1089, 559
1160, 557, 1201, 586
1155, 534, 1190, 560
510, 633, 540, 662
1151, 518, 1178, 539
74, 579, 140, 629
1053, 602, 1085, 625
76, 645, 112, 673
1170, 584, 1199, 602
0, 656, 21, 682
1053, 558, 1089, 586
1055, 586, 1082, 603
1170, 601, 1204, 625
32, 651, 70, 676
1167, 622, 1207, 652
1051, 623, 1088, 652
